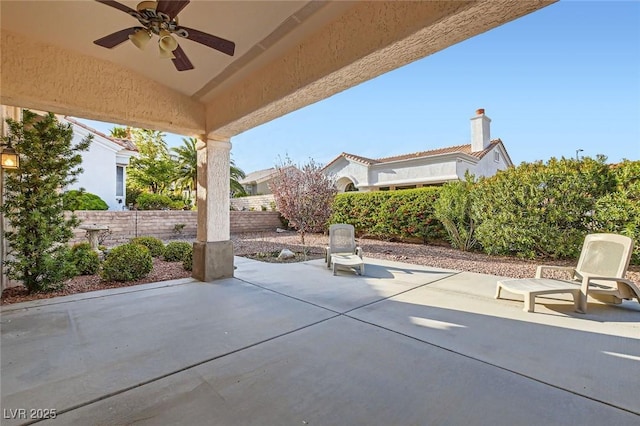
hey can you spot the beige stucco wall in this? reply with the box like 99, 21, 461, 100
0, 31, 205, 137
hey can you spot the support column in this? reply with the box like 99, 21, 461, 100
192, 136, 234, 281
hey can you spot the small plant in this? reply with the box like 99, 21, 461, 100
70, 242, 100, 275
101, 243, 152, 282
261, 205, 267, 211
97, 229, 112, 246
163, 241, 192, 262
182, 250, 193, 271
130, 236, 165, 257
173, 223, 186, 235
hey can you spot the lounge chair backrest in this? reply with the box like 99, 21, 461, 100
575, 233, 633, 283
329, 224, 357, 254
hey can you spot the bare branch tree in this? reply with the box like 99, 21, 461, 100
269, 157, 337, 251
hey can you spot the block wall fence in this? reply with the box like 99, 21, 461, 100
69, 210, 283, 246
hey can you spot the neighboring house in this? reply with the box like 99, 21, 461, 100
239, 167, 280, 195
62, 117, 138, 210
323, 109, 513, 192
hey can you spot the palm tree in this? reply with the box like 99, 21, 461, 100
230, 158, 247, 197
172, 137, 197, 199
171, 137, 247, 200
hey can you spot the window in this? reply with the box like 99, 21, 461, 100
116, 166, 124, 197
494, 151, 500, 163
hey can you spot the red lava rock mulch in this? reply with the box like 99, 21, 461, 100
1, 259, 191, 305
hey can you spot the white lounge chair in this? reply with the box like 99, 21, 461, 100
496, 233, 639, 313
326, 224, 364, 276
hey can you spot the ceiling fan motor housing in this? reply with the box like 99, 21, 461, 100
128, 6, 188, 38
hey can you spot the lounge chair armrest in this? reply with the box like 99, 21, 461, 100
535, 265, 576, 278
579, 275, 640, 296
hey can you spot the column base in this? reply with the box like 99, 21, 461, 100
192, 241, 234, 282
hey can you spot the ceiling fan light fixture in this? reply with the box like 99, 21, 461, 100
158, 30, 178, 52
129, 29, 151, 50
136, 1, 157, 12
158, 45, 176, 59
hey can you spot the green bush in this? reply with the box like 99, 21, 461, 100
101, 243, 152, 282
434, 178, 477, 251
130, 236, 165, 257
472, 156, 615, 259
330, 187, 444, 243
591, 160, 640, 264
182, 250, 193, 271
126, 185, 144, 207
70, 242, 100, 275
163, 241, 192, 262
63, 190, 109, 211
136, 193, 177, 210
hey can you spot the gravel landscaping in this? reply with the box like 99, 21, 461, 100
2, 231, 638, 305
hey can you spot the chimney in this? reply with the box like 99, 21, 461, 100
470, 108, 491, 152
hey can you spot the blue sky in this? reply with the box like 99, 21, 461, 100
77, 0, 640, 174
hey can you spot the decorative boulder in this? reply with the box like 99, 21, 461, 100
277, 249, 296, 260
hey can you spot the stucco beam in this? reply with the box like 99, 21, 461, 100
205, 0, 556, 138
1, 30, 205, 136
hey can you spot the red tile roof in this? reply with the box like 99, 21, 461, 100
63, 117, 138, 152
324, 139, 505, 169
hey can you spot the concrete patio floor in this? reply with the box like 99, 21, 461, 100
1, 256, 639, 425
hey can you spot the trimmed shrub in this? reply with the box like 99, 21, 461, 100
63, 190, 109, 211
163, 241, 193, 262
330, 187, 444, 243
136, 193, 176, 210
70, 242, 100, 275
101, 243, 152, 282
182, 250, 193, 271
130, 236, 165, 257
434, 178, 477, 251
472, 156, 615, 259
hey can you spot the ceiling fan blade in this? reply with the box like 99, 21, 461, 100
177, 26, 235, 56
172, 44, 194, 71
95, 0, 137, 15
94, 27, 138, 48
156, 0, 190, 19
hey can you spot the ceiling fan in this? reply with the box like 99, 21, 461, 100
93, 0, 235, 71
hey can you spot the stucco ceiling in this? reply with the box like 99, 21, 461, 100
1, 1, 556, 138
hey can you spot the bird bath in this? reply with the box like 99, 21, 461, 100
79, 224, 109, 252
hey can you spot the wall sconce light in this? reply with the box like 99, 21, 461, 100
1, 147, 19, 169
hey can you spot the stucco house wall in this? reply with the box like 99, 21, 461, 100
323, 109, 513, 191
62, 118, 137, 211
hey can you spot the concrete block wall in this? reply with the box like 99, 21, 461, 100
69, 210, 282, 246
230, 194, 276, 211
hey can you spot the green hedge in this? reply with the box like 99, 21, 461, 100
591, 160, 640, 264
327, 158, 638, 264
63, 190, 108, 211
471, 156, 630, 260
136, 193, 184, 210
330, 187, 444, 243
